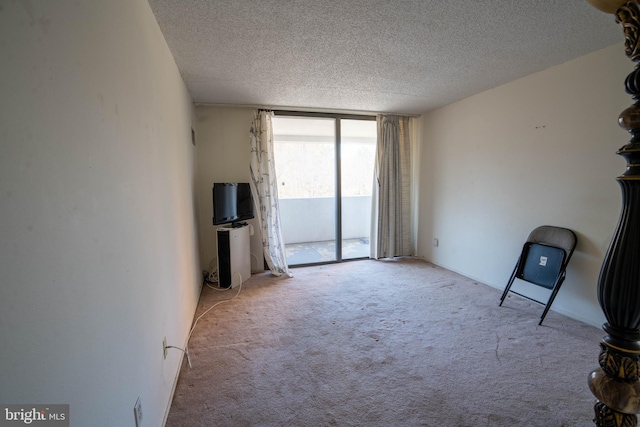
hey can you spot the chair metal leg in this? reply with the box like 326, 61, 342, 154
538, 273, 566, 325
499, 263, 519, 306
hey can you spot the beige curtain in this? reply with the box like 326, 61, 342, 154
371, 115, 412, 259
249, 110, 291, 277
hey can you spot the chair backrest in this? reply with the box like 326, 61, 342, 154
526, 226, 577, 266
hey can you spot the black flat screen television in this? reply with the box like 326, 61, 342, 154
212, 182, 254, 227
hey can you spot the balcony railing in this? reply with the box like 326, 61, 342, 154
279, 195, 371, 264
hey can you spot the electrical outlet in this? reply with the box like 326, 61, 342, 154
163, 337, 168, 359
433, 238, 439, 247
134, 397, 142, 427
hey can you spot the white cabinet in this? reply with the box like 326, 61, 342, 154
217, 225, 251, 288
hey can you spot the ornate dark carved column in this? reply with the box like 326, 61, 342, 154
587, 1, 640, 426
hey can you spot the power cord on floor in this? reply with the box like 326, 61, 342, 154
184, 271, 243, 368
166, 345, 192, 368
205, 258, 221, 284
202, 268, 229, 291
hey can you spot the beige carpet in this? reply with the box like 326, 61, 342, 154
166, 258, 603, 426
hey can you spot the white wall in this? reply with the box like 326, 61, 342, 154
417, 43, 631, 327
0, 1, 200, 426
194, 106, 264, 274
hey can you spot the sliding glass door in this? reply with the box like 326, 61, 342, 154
340, 119, 376, 260
273, 116, 337, 263
272, 113, 376, 265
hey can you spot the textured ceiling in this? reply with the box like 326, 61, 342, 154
147, 0, 624, 115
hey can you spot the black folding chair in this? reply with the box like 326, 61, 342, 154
499, 225, 577, 325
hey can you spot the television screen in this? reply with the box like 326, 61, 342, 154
236, 183, 254, 222
213, 183, 254, 226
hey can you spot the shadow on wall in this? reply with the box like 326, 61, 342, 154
561, 229, 609, 323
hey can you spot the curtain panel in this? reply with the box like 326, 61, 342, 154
249, 110, 291, 277
371, 115, 412, 259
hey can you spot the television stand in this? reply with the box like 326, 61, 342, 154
216, 224, 251, 288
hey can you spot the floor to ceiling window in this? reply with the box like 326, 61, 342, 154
272, 113, 376, 266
